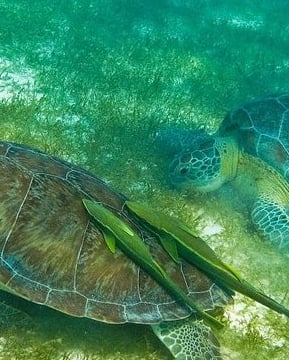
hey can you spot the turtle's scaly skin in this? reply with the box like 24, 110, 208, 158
0, 141, 228, 325
236, 153, 289, 248
152, 318, 221, 359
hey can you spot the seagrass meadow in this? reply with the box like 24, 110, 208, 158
0, 0, 289, 359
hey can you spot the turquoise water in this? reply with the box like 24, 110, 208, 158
1, 0, 289, 359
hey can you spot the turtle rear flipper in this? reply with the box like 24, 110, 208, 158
152, 317, 221, 360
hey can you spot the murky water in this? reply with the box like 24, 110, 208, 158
0, 0, 289, 359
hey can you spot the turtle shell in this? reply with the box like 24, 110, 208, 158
219, 93, 289, 181
0, 141, 230, 324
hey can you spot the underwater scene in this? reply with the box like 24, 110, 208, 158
1, 0, 289, 359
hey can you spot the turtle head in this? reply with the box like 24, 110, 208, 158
169, 134, 239, 192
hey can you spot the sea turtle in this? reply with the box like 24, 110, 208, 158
0, 140, 288, 360
164, 93, 289, 250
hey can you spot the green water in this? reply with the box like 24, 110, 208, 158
0, 0, 289, 359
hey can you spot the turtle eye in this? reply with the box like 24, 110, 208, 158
180, 166, 189, 175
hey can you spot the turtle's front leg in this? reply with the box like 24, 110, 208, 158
251, 196, 289, 250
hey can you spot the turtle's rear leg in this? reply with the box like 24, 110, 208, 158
151, 317, 221, 360
252, 196, 289, 250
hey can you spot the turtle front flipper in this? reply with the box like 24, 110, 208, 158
247, 154, 289, 250
152, 317, 221, 360
252, 196, 289, 249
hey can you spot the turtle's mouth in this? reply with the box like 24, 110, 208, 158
170, 170, 227, 193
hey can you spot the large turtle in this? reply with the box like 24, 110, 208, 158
164, 93, 289, 250
0, 140, 288, 360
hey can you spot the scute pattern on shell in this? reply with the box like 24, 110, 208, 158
220, 93, 289, 180
0, 141, 230, 324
